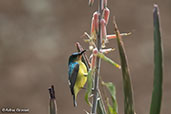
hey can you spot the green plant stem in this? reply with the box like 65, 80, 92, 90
91, 0, 103, 113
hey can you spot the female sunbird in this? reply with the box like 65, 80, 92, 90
68, 50, 88, 107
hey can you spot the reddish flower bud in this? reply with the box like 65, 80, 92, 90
104, 0, 107, 7
93, 11, 99, 33
107, 34, 117, 39
91, 55, 96, 69
91, 48, 98, 69
93, 48, 98, 55
103, 7, 110, 25
100, 19, 108, 48
91, 17, 95, 36
100, 19, 106, 35
107, 32, 131, 40
89, 0, 94, 6
100, 48, 115, 54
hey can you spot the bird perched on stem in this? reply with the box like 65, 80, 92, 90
68, 50, 88, 107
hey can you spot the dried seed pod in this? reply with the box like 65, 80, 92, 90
103, 7, 110, 25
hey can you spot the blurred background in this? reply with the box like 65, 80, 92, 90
0, 0, 170, 114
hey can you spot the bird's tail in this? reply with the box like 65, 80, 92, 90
73, 94, 77, 107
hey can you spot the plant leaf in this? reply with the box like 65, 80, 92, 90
113, 18, 135, 114
102, 82, 118, 114
107, 103, 114, 114
97, 98, 106, 114
97, 52, 121, 69
85, 68, 94, 106
106, 98, 117, 114
150, 4, 163, 114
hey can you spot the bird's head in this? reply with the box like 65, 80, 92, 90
68, 50, 86, 65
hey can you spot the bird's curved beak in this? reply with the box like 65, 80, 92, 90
77, 50, 86, 55
78, 50, 86, 60
80, 50, 86, 55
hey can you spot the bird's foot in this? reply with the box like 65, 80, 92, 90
81, 87, 87, 90
83, 73, 88, 77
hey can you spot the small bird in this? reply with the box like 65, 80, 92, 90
68, 50, 88, 107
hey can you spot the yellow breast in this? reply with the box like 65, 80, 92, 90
74, 60, 87, 97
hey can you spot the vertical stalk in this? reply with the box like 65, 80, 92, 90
48, 85, 58, 114
91, 0, 103, 113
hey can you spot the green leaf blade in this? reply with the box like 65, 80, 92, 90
97, 52, 121, 69
97, 99, 106, 114
150, 4, 163, 114
102, 82, 118, 114
85, 69, 94, 106
114, 19, 135, 114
